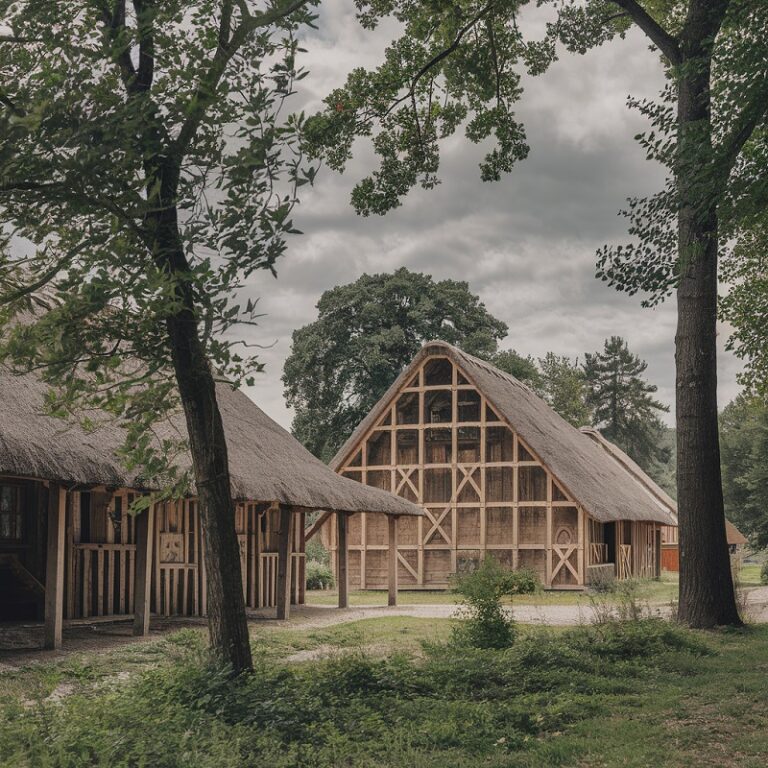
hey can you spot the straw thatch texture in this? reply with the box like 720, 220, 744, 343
0, 364, 422, 516
581, 427, 747, 545
331, 341, 677, 525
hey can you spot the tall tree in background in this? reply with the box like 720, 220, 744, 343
584, 337, 670, 469
283, 268, 507, 461
308, 0, 768, 626
539, 353, 591, 428
720, 394, 768, 549
0, 0, 319, 673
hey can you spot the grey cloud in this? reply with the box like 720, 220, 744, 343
236, 9, 743, 430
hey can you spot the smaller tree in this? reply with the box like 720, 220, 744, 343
451, 556, 538, 650
283, 268, 507, 460
720, 394, 768, 550
490, 349, 544, 393
584, 337, 670, 473
539, 353, 591, 428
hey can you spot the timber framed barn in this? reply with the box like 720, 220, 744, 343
0, 363, 421, 649
580, 429, 748, 571
312, 341, 678, 591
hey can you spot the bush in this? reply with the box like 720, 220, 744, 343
761, 561, 768, 585
306, 560, 335, 590
305, 538, 330, 566
450, 556, 538, 649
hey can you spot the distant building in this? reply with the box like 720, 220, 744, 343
311, 341, 677, 590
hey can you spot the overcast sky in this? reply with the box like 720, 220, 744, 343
239, 1, 743, 430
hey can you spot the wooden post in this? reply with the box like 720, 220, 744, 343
44, 484, 66, 650
276, 505, 294, 620
388, 515, 398, 606
133, 504, 155, 636
255, 509, 264, 608
337, 512, 349, 609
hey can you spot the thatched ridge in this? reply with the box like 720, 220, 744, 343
0, 364, 422, 517
331, 341, 677, 525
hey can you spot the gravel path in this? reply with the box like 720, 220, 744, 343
278, 585, 768, 630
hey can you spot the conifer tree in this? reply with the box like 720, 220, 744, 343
584, 337, 670, 470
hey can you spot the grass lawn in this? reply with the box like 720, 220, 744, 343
307, 571, 683, 607
1, 615, 767, 767
740, 562, 765, 587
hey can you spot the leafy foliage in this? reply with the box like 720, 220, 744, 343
539, 352, 591, 428
721, 219, 768, 398
305, 560, 335, 590
0, 1, 318, 488
719, 393, 768, 549
584, 336, 671, 472
489, 349, 543, 392
282, 268, 507, 460
451, 556, 538, 649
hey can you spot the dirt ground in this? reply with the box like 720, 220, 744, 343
2, 586, 766, 669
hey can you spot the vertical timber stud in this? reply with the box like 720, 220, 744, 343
388, 516, 398, 606
44, 484, 66, 650
133, 504, 155, 636
276, 504, 294, 620
337, 512, 349, 609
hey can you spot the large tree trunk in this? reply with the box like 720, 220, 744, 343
674, 18, 741, 628
150, 194, 253, 673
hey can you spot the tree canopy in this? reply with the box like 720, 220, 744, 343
283, 267, 507, 460
539, 352, 591, 429
490, 349, 543, 392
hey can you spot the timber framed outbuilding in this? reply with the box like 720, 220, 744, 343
313, 342, 677, 590
0, 363, 421, 649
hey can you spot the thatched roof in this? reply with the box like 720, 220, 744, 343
331, 341, 676, 525
579, 428, 678, 518
0, 364, 422, 516
582, 428, 748, 545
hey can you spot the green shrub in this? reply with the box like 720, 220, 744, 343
306, 560, 335, 590
761, 561, 768, 585
305, 538, 330, 566
450, 556, 538, 649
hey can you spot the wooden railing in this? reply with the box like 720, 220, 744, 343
256, 552, 304, 608
68, 543, 305, 619
70, 543, 136, 618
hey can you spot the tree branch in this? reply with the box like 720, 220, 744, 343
132, 0, 155, 93
381, 3, 496, 120
251, 0, 309, 29
0, 253, 77, 305
101, 0, 138, 88
172, 0, 310, 164
609, 0, 681, 65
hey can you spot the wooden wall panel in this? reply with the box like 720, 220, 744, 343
325, 356, 612, 590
